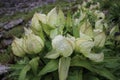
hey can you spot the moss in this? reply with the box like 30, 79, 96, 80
0, 53, 11, 64
8, 26, 24, 37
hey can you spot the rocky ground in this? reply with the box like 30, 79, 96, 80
0, 0, 76, 16
0, 0, 56, 16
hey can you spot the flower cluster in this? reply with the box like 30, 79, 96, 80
11, 2, 107, 62
11, 28, 44, 57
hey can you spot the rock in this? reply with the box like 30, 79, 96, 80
0, 49, 5, 53
0, 38, 13, 52
0, 32, 3, 38
0, 0, 44, 16
0, 64, 9, 75
0, 30, 6, 39
0, 23, 4, 27
46, 0, 56, 3
3, 19, 23, 30
2, 39, 13, 46
0, 34, 2, 38
0, 43, 2, 49
0, 22, 8, 28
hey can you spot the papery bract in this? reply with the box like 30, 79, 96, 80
94, 29, 106, 47
31, 13, 45, 40
52, 35, 75, 57
75, 38, 94, 54
47, 7, 65, 28
75, 38, 104, 62
31, 13, 43, 31
47, 7, 58, 28
23, 28, 44, 54
33, 7, 65, 37
94, 11, 105, 20
45, 35, 75, 59
95, 20, 104, 30
79, 20, 93, 38
36, 13, 47, 24
86, 52, 104, 62
11, 37, 25, 57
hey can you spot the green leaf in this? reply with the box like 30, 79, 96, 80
71, 55, 116, 80
47, 7, 58, 28
44, 74, 53, 80
66, 12, 72, 28
73, 25, 80, 38
38, 60, 59, 76
104, 57, 120, 68
25, 73, 41, 80
67, 69, 82, 80
52, 71, 59, 80
18, 65, 31, 80
33, 77, 41, 80
59, 57, 71, 80
58, 8, 65, 26
29, 57, 39, 75
31, 13, 45, 41
41, 23, 54, 35
93, 67, 116, 80
71, 55, 94, 70
50, 28, 59, 39
84, 74, 99, 80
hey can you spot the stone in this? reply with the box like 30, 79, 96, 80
0, 64, 9, 75
3, 19, 23, 30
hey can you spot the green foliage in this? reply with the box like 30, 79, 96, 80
71, 55, 116, 80
8, 26, 24, 37
18, 65, 31, 80
59, 57, 71, 80
38, 60, 58, 76
109, 3, 120, 26
5, 0, 120, 80
0, 53, 11, 63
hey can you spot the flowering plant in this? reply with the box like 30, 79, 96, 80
10, 1, 116, 80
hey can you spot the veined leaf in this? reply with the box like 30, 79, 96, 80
41, 22, 54, 35
50, 28, 59, 39
73, 25, 80, 38
29, 57, 39, 75
71, 55, 116, 80
59, 57, 71, 80
67, 69, 82, 80
83, 73, 99, 80
38, 60, 59, 76
66, 12, 72, 28
18, 65, 31, 80
47, 7, 58, 28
